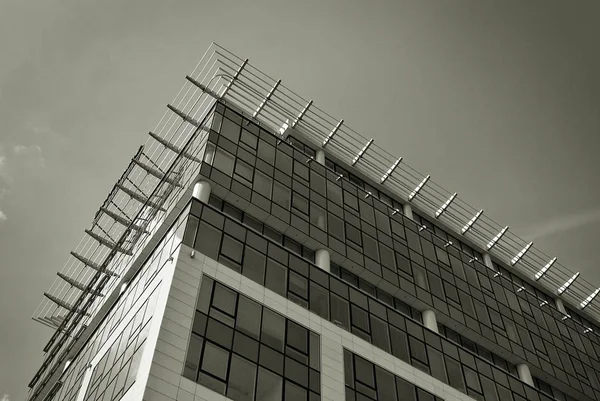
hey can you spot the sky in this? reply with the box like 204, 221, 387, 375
1, 0, 599, 399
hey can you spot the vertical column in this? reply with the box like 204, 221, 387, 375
422, 310, 438, 333
315, 149, 325, 165
555, 298, 567, 314
517, 363, 534, 386
193, 180, 212, 203
314, 148, 329, 272
403, 203, 414, 220
483, 252, 494, 269
315, 249, 331, 273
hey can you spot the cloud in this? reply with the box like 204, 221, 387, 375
1, 393, 9, 401
521, 208, 600, 241
12, 144, 46, 168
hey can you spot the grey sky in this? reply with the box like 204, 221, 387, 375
1, 0, 599, 399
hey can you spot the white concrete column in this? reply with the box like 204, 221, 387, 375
422, 310, 438, 333
402, 203, 414, 220
315, 249, 330, 273
193, 181, 212, 203
517, 363, 534, 386
483, 252, 494, 269
315, 149, 325, 165
555, 298, 567, 314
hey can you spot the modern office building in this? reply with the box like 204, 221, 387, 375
28, 43, 600, 401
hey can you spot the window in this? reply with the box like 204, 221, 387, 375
185, 277, 320, 399
254, 170, 273, 199
212, 148, 235, 176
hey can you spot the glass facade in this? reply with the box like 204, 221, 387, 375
183, 275, 321, 400
344, 349, 444, 401
192, 101, 600, 401
32, 95, 600, 401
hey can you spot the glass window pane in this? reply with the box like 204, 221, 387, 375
289, 271, 308, 299
375, 366, 397, 401
273, 181, 291, 209
201, 342, 229, 380
193, 222, 222, 261
242, 246, 266, 285
235, 159, 254, 183
183, 216, 199, 247
330, 294, 350, 329
206, 318, 234, 348
285, 380, 308, 401
287, 320, 308, 354
310, 203, 327, 230
354, 356, 375, 387
226, 355, 256, 401
265, 258, 287, 297
256, 367, 282, 400
221, 235, 244, 264
254, 170, 273, 199
196, 277, 214, 313
327, 180, 342, 205
183, 334, 203, 381
212, 282, 237, 316
292, 193, 309, 215
236, 296, 262, 340
213, 148, 235, 176
240, 129, 257, 149
261, 309, 285, 351
220, 116, 241, 143
309, 282, 330, 320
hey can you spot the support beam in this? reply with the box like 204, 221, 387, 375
486, 226, 509, 250
351, 138, 374, 166
148, 131, 202, 163
292, 100, 313, 128
185, 75, 220, 99
70, 251, 118, 277
167, 104, 200, 127
85, 230, 133, 255
315, 249, 330, 273
99, 207, 146, 233
43, 293, 89, 316
253, 79, 281, 119
408, 175, 430, 201
57, 273, 102, 297
461, 209, 483, 234
422, 310, 438, 333
581, 288, 600, 310
558, 272, 580, 295
435, 193, 457, 218
380, 157, 403, 184
115, 183, 165, 211
511, 242, 533, 266
534, 257, 557, 281
220, 59, 248, 99
322, 119, 344, 148
132, 158, 181, 187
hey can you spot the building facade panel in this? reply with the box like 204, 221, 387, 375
196, 102, 599, 400
179, 198, 564, 401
